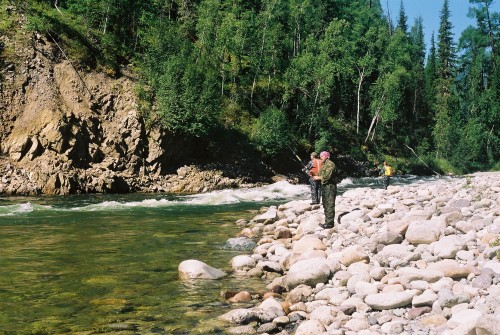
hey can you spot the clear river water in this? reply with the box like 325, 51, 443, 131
0, 176, 437, 334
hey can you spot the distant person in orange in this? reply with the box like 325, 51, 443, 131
302, 152, 322, 205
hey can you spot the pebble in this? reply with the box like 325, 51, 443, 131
214, 172, 500, 334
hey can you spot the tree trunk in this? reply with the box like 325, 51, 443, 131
484, 1, 497, 69
356, 66, 365, 134
54, 0, 63, 15
103, 3, 110, 34
365, 92, 385, 142
251, 5, 274, 105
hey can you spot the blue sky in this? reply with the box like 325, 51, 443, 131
385, 0, 500, 55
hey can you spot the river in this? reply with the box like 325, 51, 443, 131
0, 175, 438, 334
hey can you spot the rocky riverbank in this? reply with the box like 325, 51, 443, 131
0, 159, 273, 195
184, 172, 500, 335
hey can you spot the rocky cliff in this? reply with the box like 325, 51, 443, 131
0, 30, 271, 195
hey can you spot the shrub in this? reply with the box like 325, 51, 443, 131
251, 107, 292, 157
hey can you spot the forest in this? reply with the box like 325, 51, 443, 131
1, 0, 499, 174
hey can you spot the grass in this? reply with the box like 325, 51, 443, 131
0, 1, 15, 34
491, 238, 500, 260
490, 161, 500, 172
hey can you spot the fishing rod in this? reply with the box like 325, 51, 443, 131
286, 144, 306, 168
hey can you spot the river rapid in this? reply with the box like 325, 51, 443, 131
0, 176, 439, 334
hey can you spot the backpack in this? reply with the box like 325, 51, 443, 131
385, 166, 394, 176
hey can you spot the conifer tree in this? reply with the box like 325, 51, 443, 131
433, 0, 457, 158
452, 0, 499, 170
422, 33, 438, 151
397, 0, 408, 34
409, 16, 427, 149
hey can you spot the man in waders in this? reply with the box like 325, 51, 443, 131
313, 151, 337, 229
302, 152, 322, 205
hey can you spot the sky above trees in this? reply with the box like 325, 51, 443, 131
385, 0, 494, 54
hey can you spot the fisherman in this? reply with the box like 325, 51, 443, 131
302, 152, 322, 205
313, 151, 337, 229
381, 161, 393, 189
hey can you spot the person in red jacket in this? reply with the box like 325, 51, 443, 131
302, 152, 322, 205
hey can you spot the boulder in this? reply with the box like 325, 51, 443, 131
255, 297, 285, 322
339, 245, 369, 266
285, 258, 331, 290
404, 209, 434, 223
365, 290, 419, 310
292, 235, 326, 253
427, 260, 477, 279
396, 267, 444, 283
406, 220, 443, 244
218, 308, 257, 324
253, 207, 278, 223
447, 309, 482, 328
476, 314, 500, 335
430, 235, 465, 259
224, 237, 257, 251
294, 320, 326, 335
178, 259, 227, 280
231, 255, 257, 271
296, 213, 323, 234
412, 289, 438, 307
228, 291, 252, 303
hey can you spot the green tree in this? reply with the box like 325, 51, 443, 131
451, 0, 500, 169
397, 0, 408, 34
348, 1, 386, 135
408, 16, 427, 147
366, 27, 411, 147
433, 0, 457, 158
252, 107, 292, 156
423, 33, 438, 151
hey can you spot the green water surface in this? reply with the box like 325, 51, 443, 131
0, 194, 270, 335
0, 176, 438, 334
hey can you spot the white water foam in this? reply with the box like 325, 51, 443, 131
0, 202, 53, 216
59, 181, 309, 211
70, 199, 175, 211
185, 181, 309, 205
338, 178, 353, 186
11, 176, 443, 215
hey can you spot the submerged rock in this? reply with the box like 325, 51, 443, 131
224, 237, 257, 251
178, 259, 227, 280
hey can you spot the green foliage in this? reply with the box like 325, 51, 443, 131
156, 60, 220, 138
313, 117, 366, 160
489, 238, 500, 260
0, 0, 16, 34
251, 107, 292, 156
434, 158, 461, 175
5, 0, 497, 173
22, 1, 122, 71
449, 117, 488, 172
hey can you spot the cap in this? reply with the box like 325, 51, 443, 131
320, 151, 330, 159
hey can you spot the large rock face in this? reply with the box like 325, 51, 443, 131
0, 32, 262, 195
0, 32, 148, 194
